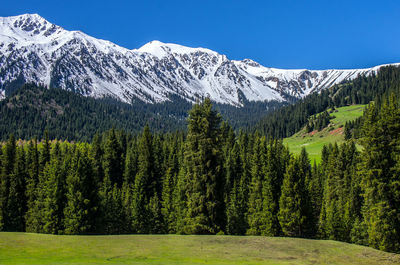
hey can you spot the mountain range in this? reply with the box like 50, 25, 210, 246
0, 14, 398, 106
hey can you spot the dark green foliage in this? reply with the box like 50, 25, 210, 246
63, 146, 98, 234
5, 145, 27, 231
183, 98, 224, 234
278, 154, 309, 237
0, 135, 16, 230
0, 84, 285, 141
0, 85, 399, 254
103, 129, 123, 187
359, 96, 400, 252
25, 138, 40, 232
131, 125, 160, 233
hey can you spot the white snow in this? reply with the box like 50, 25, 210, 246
1, 14, 399, 106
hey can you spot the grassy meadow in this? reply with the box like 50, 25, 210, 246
284, 105, 366, 162
1, 232, 400, 264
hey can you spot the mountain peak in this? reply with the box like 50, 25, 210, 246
0, 13, 63, 42
138, 40, 219, 58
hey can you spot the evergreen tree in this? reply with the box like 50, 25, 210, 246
103, 129, 123, 187
6, 145, 27, 231
63, 147, 98, 234
183, 98, 224, 234
42, 143, 66, 234
246, 136, 265, 235
360, 98, 400, 252
278, 155, 308, 237
131, 125, 162, 233
25, 138, 40, 232
0, 134, 16, 231
161, 141, 180, 233
40, 130, 51, 171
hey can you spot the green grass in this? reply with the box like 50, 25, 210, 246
283, 105, 366, 163
0, 232, 399, 264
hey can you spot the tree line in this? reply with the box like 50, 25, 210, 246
0, 97, 399, 253
0, 84, 284, 141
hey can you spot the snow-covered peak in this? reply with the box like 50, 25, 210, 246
137, 40, 219, 58
0, 14, 63, 42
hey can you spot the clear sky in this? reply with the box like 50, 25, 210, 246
1, 0, 400, 69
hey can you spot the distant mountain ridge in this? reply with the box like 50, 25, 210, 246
0, 14, 398, 106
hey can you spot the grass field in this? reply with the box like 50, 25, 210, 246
284, 105, 366, 163
0, 232, 399, 264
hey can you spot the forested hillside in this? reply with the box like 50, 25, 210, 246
0, 97, 399, 253
0, 84, 283, 141
255, 65, 400, 138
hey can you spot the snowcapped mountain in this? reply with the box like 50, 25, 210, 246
0, 14, 397, 106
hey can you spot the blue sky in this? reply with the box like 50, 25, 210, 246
1, 0, 400, 69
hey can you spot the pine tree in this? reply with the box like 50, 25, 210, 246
246, 136, 265, 235
359, 98, 400, 252
225, 142, 245, 235
278, 155, 308, 237
98, 176, 128, 234
6, 145, 27, 231
90, 133, 104, 186
0, 134, 16, 231
40, 130, 51, 171
183, 98, 224, 234
103, 129, 123, 187
63, 147, 98, 234
161, 141, 180, 233
131, 125, 156, 233
42, 143, 66, 234
25, 138, 40, 232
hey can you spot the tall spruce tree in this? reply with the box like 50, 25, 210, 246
0, 134, 16, 231
6, 146, 27, 231
63, 146, 98, 234
183, 98, 224, 234
360, 98, 400, 252
278, 155, 308, 237
42, 143, 66, 234
131, 125, 161, 233
103, 129, 123, 187
246, 136, 266, 235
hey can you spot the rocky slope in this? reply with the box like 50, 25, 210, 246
0, 14, 397, 106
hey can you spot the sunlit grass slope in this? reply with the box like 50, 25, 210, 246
0, 232, 399, 265
284, 105, 366, 163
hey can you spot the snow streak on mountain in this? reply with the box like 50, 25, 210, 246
0, 14, 397, 106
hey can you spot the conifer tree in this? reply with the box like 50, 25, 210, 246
246, 136, 265, 235
6, 146, 27, 231
0, 134, 16, 231
183, 98, 224, 234
42, 143, 66, 234
278, 155, 308, 237
25, 138, 44, 233
131, 125, 160, 233
161, 141, 180, 233
90, 133, 104, 186
99, 176, 128, 234
103, 129, 123, 187
360, 98, 400, 252
64, 147, 98, 234
40, 130, 51, 171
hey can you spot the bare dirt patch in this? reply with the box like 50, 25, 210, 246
329, 127, 343, 135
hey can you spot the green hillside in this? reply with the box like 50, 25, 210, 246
284, 105, 366, 162
0, 232, 399, 265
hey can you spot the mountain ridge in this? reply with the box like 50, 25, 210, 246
1, 13, 398, 106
